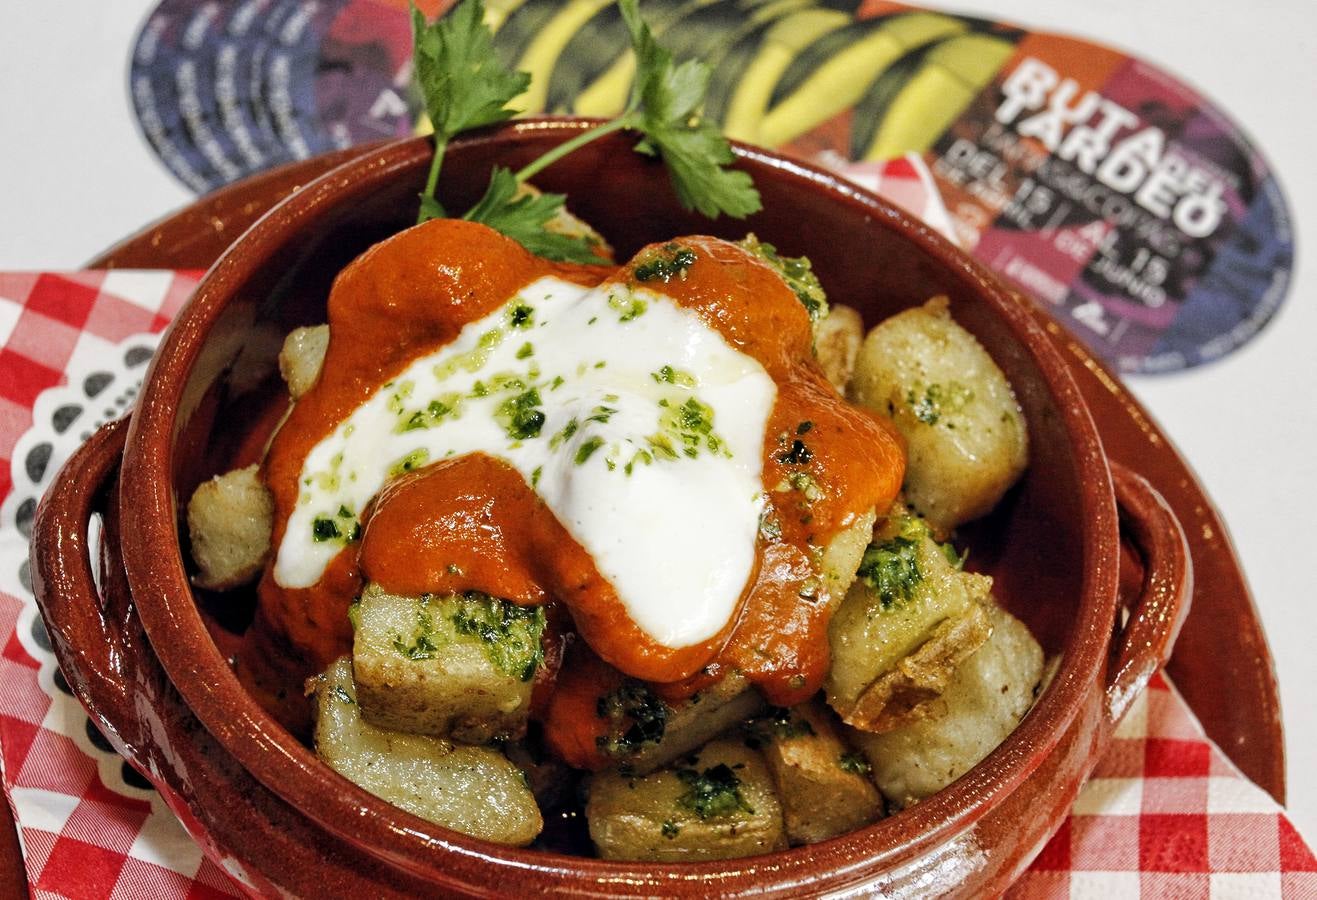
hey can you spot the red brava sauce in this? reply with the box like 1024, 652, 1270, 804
239, 219, 903, 737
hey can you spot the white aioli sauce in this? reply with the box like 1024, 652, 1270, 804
274, 276, 776, 648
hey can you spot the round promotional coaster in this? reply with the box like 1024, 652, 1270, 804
130, 0, 223, 193
255, 0, 352, 161
893, 28, 1294, 374
131, 0, 350, 191
314, 0, 427, 146
128, 0, 1293, 372
211, 0, 293, 175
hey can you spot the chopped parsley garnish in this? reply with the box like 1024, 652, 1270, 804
384, 592, 544, 679
738, 234, 829, 323
907, 381, 974, 426
778, 470, 822, 502
838, 752, 871, 775
312, 506, 361, 544
331, 685, 355, 705
650, 396, 729, 460
661, 820, 680, 839
509, 303, 535, 329
397, 393, 464, 432
392, 597, 440, 660
856, 517, 929, 611
394, 632, 438, 660
449, 593, 546, 681
770, 706, 811, 736
386, 380, 416, 414
767, 707, 814, 738
495, 388, 546, 441
623, 449, 654, 476
574, 435, 605, 465
586, 404, 617, 424
596, 681, 667, 757
651, 364, 696, 387
515, 342, 534, 359
633, 243, 697, 282
549, 417, 579, 450
777, 439, 812, 465
796, 421, 813, 434
530, 465, 543, 488
432, 326, 505, 381
388, 448, 431, 478
312, 517, 340, 542
675, 764, 754, 819
607, 291, 648, 322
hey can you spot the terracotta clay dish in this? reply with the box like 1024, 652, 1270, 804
19, 124, 1278, 895
88, 138, 1284, 804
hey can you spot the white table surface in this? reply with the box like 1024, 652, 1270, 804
1, 0, 1313, 841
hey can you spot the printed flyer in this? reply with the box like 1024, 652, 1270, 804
129, 0, 1293, 372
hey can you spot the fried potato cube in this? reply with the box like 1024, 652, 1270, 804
637, 677, 765, 775
813, 303, 864, 392
843, 602, 992, 734
278, 324, 329, 398
820, 506, 878, 608
754, 703, 884, 845
850, 603, 1044, 809
849, 297, 1028, 533
826, 506, 993, 731
594, 673, 766, 776
587, 738, 787, 861
352, 584, 543, 744
312, 656, 543, 845
185, 464, 274, 590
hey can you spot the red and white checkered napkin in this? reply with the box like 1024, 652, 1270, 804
1009, 674, 1315, 898
0, 247, 1313, 898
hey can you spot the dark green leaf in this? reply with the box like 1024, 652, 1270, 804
418, 193, 447, 223
410, 0, 529, 140
463, 167, 603, 263
618, 0, 761, 219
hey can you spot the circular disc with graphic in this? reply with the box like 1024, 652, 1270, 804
128, 0, 1293, 372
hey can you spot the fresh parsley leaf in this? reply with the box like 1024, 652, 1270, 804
463, 168, 603, 263
618, 0, 761, 219
418, 194, 447, 223
411, 0, 529, 221
411, 0, 527, 139
411, 0, 760, 256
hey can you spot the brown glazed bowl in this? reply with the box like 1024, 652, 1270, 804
32, 120, 1190, 897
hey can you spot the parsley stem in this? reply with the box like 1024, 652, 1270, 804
419, 133, 450, 224
513, 116, 633, 184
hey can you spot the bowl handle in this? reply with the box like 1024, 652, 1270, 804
1104, 460, 1193, 727
29, 418, 148, 757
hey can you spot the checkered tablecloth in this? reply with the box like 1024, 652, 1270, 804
1, 171, 1312, 898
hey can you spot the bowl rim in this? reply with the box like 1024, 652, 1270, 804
117, 120, 1119, 891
